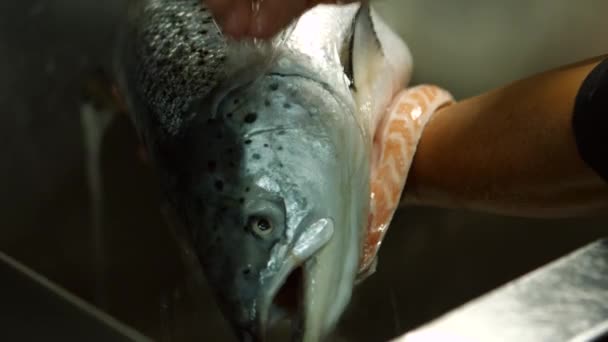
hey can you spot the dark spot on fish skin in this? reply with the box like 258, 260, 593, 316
239, 198, 245, 204
283, 103, 292, 109
243, 267, 251, 275
252, 153, 261, 160
278, 163, 284, 168
265, 99, 271, 107
244, 113, 258, 124
214, 180, 224, 191
278, 146, 283, 151
264, 143, 269, 148
277, 131, 286, 135
245, 187, 250, 192
233, 98, 240, 105
227, 113, 233, 119
208, 160, 217, 172
245, 139, 252, 145
269, 83, 279, 91
201, 29, 208, 35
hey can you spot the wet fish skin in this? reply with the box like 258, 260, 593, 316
112, 0, 412, 341
114, 0, 227, 145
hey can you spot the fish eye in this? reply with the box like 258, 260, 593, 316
248, 216, 273, 236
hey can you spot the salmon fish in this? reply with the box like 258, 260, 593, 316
112, 0, 453, 340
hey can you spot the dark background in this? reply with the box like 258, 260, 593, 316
1, 0, 607, 341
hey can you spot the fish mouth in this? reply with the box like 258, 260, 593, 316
263, 263, 307, 340
252, 218, 335, 341
270, 265, 303, 324
254, 256, 312, 341
247, 261, 308, 342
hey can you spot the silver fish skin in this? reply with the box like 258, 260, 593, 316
112, 0, 412, 341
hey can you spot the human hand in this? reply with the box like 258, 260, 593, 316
204, 0, 356, 39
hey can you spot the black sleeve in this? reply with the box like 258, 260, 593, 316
572, 57, 608, 183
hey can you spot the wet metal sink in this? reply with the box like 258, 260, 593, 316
0, 251, 149, 341
397, 239, 608, 342
1, 0, 608, 341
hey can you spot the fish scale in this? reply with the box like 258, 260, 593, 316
117, 0, 227, 139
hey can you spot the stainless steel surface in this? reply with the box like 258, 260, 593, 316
1, 0, 607, 341
396, 239, 608, 342
0, 250, 149, 341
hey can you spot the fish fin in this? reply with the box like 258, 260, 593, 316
359, 85, 454, 274
351, 3, 384, 95
351, 3, 414, 136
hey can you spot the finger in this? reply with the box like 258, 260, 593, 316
204, 0, 251, 39
204, 0, 234, 17
222, 0, 253, 39
251, 0, 309, 39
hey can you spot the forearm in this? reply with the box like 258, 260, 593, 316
403, 55, 608, 218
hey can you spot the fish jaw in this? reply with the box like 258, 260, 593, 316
198, 211, 338, 342
297, 236, 361, 342
297, 111, 370, 342
249, 218, 335, 340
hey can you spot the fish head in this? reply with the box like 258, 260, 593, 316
165, 3, 412, 341
170, 70, 350, 340
117, 1, 413, 341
